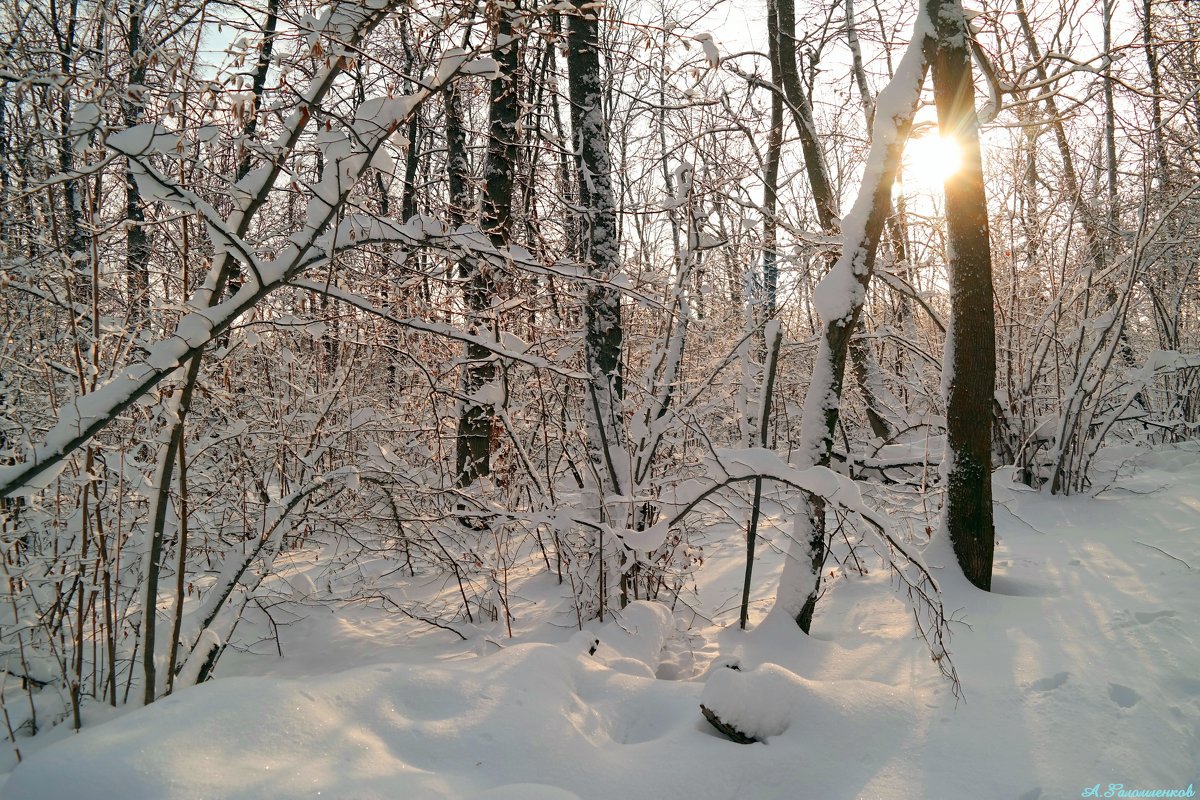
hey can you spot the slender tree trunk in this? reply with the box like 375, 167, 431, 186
141, 398, 189, 705
219, 0, 278, 306
54, 0, 89, 301
1014, 0, 1135, 493
849, 337, 893, 439
763, 0, 784, 316
164, 424, 189, 695
774, 3, 933, 631
1013, 0, 1104, 276
135, 0, 390, 704
771, 0, 846, 631
546, 14, 578, 262
1140, 0, 1168, 186
740, 323, 783, 629
566, 0, 625, 490
774, 0, 838, 231
845, 0, 874, 130
236, 0, 279, 183
1102, 0, 1119, 243
124, 0, 150, 314
401, 115, 420, 223
927, 0, 996, 590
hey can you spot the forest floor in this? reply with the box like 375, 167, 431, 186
2, 444, 1198, 799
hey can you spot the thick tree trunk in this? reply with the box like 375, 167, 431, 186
455, 1, 521, 489
446, 80, 470, 229
927, 0, 996, 591
566, 0, 626, 617
566, 0, 625, 493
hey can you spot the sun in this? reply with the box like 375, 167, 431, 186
904, 132, 963, 187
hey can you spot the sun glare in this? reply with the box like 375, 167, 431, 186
904, 133, 963, 187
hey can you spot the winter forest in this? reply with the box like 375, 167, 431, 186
1, 0, 1199, 795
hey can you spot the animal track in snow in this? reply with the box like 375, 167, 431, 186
1108, 683, 1140, 708
1028, 672, 1069, 692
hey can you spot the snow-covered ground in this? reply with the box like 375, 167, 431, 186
2, 444, 1197, 799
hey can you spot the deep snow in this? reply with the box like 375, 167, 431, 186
2, 444, 1197, 799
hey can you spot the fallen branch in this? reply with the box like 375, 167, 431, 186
1133, 540, 1193, 570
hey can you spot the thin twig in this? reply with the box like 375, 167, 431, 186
1133, 540, 1192, 570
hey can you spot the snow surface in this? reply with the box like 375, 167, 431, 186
3, 445, 1199, 799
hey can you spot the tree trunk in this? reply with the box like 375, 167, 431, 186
773, 2, 933, 631
763, 0, 784, 316
566, 0, 625, 493
446, 79, 471, 229
566, 0, 626, 616
774, 0, 838, 231
236, 0, 279, 184
140, 0, 282, 704
927, 0, 996, 591
124, 1, 150, 315
455, 1, 521, 489
54, 0, 89, 301
1140, 0, 1168, 187
1012, 0, 1104, 275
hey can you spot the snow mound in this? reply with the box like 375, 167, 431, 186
1, 617, 704, 800
701, 663, 805, 739
1, 644, 594, 800
700, 662, 912, 744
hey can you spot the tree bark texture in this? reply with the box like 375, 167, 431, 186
927, 0, 996, 591
455, 0, 521, 488
763, 0, 784, 316
567, 0, 625, 499
773, 0, 838, 232
124, 2, 150, 314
